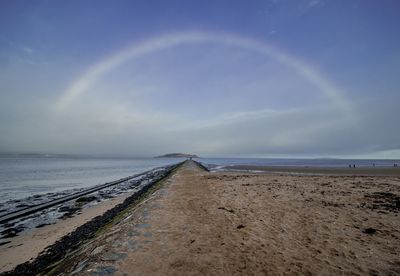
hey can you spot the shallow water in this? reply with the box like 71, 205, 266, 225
197, 157, 399, 171
0, 154, 183, 203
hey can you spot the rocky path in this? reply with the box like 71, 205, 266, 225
51, 160, 218, 275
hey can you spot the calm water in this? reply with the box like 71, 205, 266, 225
0, 155, 184, 203
0, 155, 398, 203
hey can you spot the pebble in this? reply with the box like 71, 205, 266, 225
70, 260, 87, 275
91, 245, 105, 256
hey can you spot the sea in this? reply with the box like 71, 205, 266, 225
0, 154, 185, 203
0, 154, 398, 203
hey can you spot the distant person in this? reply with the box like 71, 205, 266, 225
349, 164, 351, 168
353, 164, 356, 168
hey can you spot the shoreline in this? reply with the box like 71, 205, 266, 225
216, 165, 400, 176
0, 192, 134, 272
0, 164, 183, 242
0, 162, 183, 274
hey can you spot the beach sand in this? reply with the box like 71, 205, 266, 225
224, 164, 400, 176
44, 161, 400, 275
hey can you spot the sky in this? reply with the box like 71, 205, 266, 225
0, 0, 399, 158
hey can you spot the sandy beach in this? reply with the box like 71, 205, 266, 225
16, 160, 396, 275
224, 164, 400, 176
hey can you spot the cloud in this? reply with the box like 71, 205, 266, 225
308, 0, 321, 8
2, 92, 395, 158
0, 91, 399, 158
21, 46, 33, 54
0, 32, 399, 158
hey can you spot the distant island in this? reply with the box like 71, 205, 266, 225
155, 153, 199, 158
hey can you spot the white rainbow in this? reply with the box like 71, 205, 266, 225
55, 31, 352, 117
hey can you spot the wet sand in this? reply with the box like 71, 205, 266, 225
222, 164, 400, 176
0, 192, 134, 273
47, 161, 400, 275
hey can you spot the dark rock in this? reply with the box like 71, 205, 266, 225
0, 240, 11, 246
218, 207, 235, 213
2, 222, 15, 228
16, 204, 31, 208
58, 206, 82, 219
75, 196, 98, 203
237, 224, 245, 229
59, 206, 76, 212
0, 225, 24, 238
363, 192, 400, 213
363, 228, 377, 235
35, 223, 54, 228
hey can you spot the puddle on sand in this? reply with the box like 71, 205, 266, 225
134, 223, 150, 229
127, 230, 140, 237
142, 209, 151, 219
143, 232, 152, 238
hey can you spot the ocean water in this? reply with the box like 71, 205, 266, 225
0, 155, 184, 203
196, 157, 399, 170
0, 155, 398, 203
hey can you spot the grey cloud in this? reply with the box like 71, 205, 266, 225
0, 92, 399, 158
